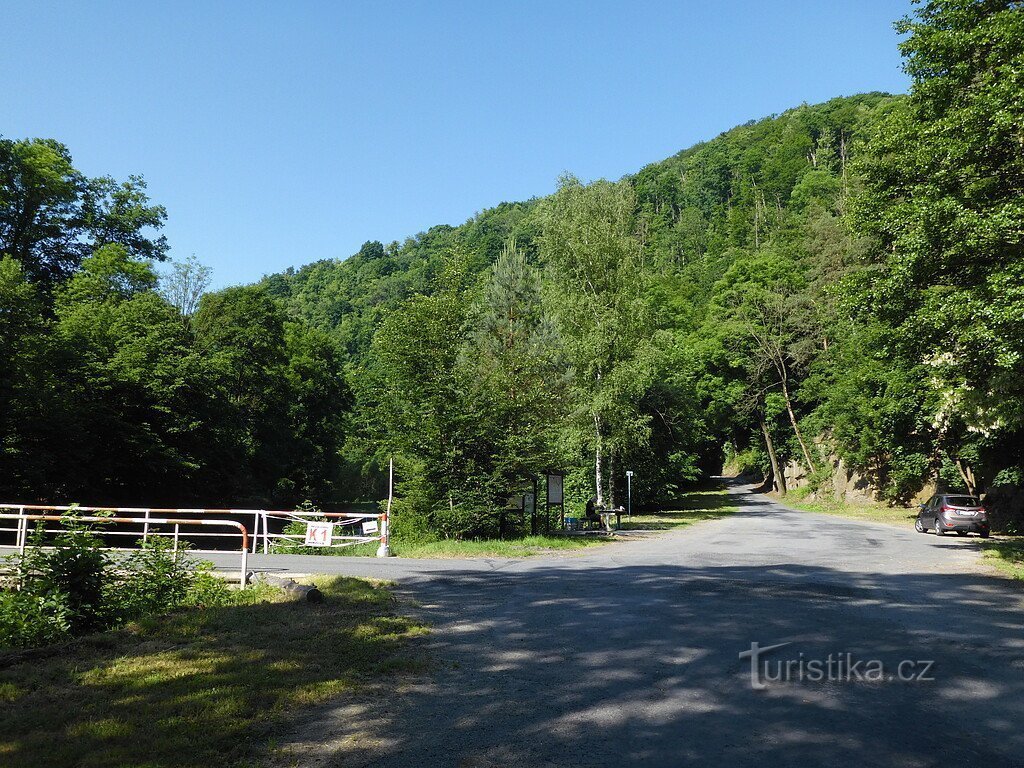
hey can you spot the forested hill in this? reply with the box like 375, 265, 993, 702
260, 93, 894, 360
248, 92, 908, 531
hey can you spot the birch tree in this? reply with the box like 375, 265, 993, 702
538, 176, 656, 507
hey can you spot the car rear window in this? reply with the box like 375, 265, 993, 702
945, 495, 982, 507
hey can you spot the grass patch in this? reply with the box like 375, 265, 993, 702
391, 534, 613, 558
619, 487, 738, 531
0, 576, 427, 768
980, 538, 1024, 579
778, 492, 918, 528
281, 534, 614, 559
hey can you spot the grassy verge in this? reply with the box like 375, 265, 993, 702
293, 534, 615, 559
0, 576, 427, 768
980, 539, 1024, 580
619, 486, 737, 531
776, 487, 918, 528
390, 535, 612, 558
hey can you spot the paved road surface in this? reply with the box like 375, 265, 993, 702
227, 485, 1024, 766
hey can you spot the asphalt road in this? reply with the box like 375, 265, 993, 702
238, 485, 1024, 766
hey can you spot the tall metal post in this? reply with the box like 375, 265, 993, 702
626, 470, 633, 522
377, 457, 394, 557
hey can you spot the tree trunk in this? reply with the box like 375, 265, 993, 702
780, 375, 816, 474
594, 413, 604, 507
608, 450, 616, 509
955, 458, 977, 496
760, 413, 786, 496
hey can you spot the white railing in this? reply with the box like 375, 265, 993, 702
255, 510, 384, 554
0, 503, 391, 573
0, 509, 251, 585
0, 504, 267, 552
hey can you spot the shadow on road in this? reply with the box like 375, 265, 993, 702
280, 552, 1024, 767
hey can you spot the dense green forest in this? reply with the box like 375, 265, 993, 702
2, 0, 1022, 536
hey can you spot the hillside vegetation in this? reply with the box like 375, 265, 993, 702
2, 0, 1022, 536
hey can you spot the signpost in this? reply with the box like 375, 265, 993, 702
545, 472, 564, 532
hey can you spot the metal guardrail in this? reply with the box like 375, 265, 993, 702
0, 503, 392, 581
255, 510, 384, 554
0, 511, 251, 585
0, 504, 268, 552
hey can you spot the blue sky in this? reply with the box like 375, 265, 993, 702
3, 1, 912, 288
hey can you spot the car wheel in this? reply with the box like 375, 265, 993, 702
957, 531, 967, 536
915, 518, 925, 533
981, 531, 990, 539
934, 521, 945, 536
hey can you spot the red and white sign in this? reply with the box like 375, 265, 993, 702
304, 521, 333, 546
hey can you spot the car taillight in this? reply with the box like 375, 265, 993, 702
942, 505, 953, 513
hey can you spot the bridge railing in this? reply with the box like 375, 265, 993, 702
0, 503, 390, 575
254, 510, 384, 554
0, 508, 251, 585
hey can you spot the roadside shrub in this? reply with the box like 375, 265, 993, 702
182, 564, 238, 607
16, 523, 110, 634
273, 518, 320, 553
430, 486, 498, 539
723, 444, 765, 481
1, 516, 240, 649
992, 467, 1024, 487
786, 485, 815, 502
805, 464, 836, 496
0, 590, 74, 648
563, 468, 592, 518
389, 497, 436, 544
104, 538, 194, 622
876, 449, 932, 504
985, 469, 1024, 534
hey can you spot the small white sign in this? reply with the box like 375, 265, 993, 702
304, 521, 333, 546
361, 519, 379, 535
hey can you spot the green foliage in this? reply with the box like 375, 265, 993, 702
270, 501, 338, 555
0, 516, 238, 649
0, 589, 74, 648
992, 467, 1024, 488
0, 144, 350, 507
0, 138, 166, 293
105, 538, 195, 621
466, 238, 566, 483
539, 176, 660, 505
723, 443, 765, 479
843, 0, 1024, 494
15, 521, 110, 635
353, 249, 529, 538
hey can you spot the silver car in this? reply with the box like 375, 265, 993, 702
915, 494, 990, 537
